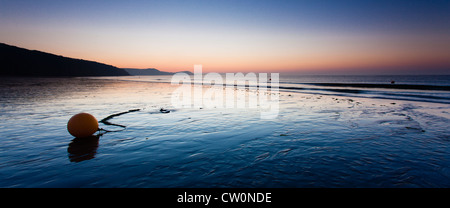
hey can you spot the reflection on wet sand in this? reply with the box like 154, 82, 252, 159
67, 136, 99, 162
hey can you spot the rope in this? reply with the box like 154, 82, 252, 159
97, 109, 141, 135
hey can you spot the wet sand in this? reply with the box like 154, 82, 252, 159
0, 77, 449, 187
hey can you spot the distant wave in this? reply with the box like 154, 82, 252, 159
92, 76, 450, 104
278, 86, 364, 94
277, 84, 450, 104
283, 83, 450, 91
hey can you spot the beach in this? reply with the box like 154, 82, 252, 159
0, 76, 449, 187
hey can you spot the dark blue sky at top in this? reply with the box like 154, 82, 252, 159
1, 0, 449, 33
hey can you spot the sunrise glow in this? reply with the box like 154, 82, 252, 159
1, 0, 449, 73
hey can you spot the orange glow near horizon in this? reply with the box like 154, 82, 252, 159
9, 30, 445, 74
1, 1, 449, 74
59, 32, 450, 73
5, 32, 447, 74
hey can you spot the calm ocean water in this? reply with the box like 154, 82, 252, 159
0, 75, 449, 187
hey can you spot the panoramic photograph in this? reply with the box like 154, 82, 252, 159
0, 0, 449, 191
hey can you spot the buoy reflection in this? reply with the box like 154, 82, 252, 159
67, 135, 99, 162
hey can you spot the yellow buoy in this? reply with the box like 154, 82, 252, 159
67, 113, 99, 138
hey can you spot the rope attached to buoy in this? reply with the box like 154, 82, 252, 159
97, 109, 141, 135
68, 108, 170, 138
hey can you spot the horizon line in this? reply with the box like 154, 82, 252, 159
2, 42, 449, 76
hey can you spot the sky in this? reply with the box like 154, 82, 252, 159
0, 0, 449, 73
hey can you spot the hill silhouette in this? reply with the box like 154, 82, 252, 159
123, 68, 173, 75
123, 68, 193, 75
0, 43, 129, 77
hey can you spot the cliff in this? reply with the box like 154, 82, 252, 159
0, 43, 129, 77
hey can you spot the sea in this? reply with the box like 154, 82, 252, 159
0, 74, 449, 187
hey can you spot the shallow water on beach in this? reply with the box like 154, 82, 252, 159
0, 76, 449, 187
